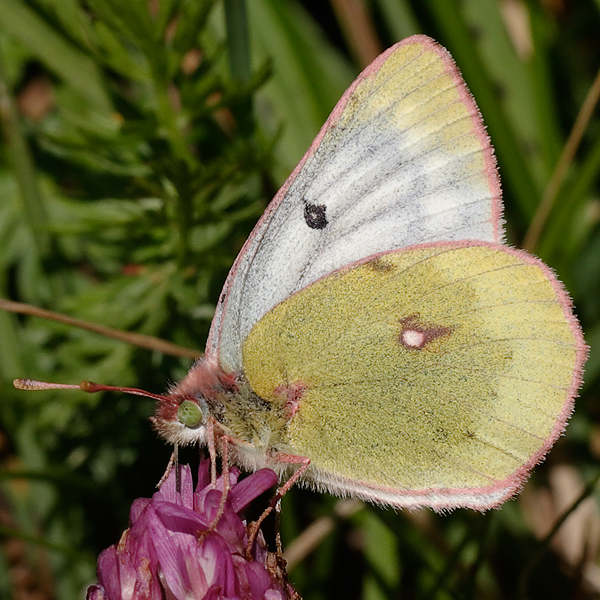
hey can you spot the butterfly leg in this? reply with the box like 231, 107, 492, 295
202, 433, 234, 538
246, 452, 310, 556
157, 443, 179, 489
275, 499, 283, 555
206, 417, 218, 485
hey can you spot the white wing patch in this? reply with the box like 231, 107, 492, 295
208, 35, 503, 371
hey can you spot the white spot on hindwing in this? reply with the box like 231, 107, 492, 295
398, 315, 454, 350
401, 329, 427, 349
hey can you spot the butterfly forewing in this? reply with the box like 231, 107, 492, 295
208, 36, 502, 370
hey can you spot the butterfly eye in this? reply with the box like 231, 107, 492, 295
177, 400, 204, 428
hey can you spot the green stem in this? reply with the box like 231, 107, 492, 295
150, 65, 195, 265
225, 0, 251, 83
224, 0, 254, 137
0, 524, 96, 565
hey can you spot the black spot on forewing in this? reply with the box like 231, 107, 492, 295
304, 202, 328, 230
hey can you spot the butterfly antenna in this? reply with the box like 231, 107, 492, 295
12, 378, 168, 402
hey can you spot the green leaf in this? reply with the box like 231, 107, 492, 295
0, 0, 111, 114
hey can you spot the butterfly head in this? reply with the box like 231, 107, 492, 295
151, 355, 242, 447
151, 390, 212, 446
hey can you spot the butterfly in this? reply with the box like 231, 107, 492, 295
101, 35, 590, 511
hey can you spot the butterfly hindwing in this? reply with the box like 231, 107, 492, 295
241, 243, 584, 509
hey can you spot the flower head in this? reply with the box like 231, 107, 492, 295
87, 461, 295, 600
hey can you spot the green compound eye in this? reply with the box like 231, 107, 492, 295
177, 400, 203, 428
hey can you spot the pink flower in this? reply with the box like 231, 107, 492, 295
86, 460, 295, 600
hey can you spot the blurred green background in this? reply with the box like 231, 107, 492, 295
0, 0, 599, 598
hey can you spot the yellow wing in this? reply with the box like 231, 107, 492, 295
242, 243, 585, 510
